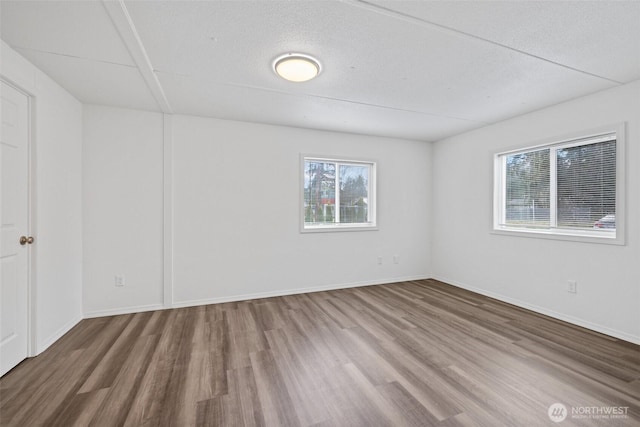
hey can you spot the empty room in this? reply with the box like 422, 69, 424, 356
1, 0, 639, 426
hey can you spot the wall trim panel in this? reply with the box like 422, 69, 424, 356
163, 113, 173, 308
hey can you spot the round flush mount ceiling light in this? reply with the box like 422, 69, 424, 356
273, 53, 321, 82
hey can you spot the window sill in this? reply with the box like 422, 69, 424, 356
491, 226, 624, 245
301, 223, 378, 233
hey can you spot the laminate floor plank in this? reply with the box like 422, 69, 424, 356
1, 314, 131, 423
1, 280, 638, 426
249, 349, 300, 427
6, 348, 86, 425
79, 312, 153, 393
264, 328, 331, 425
516, 337, 640, 397
340, 326, 461, 422
49, 388, 110, 427
158, 307, 200, 425
83, 334, 159, 426
319, 363, 399, 427
195, 396, 225, 427
228, 365, 266, 427
120, 310, 180, 427
306, 296, 358, 330
508, 322, 639, 382
179, 307, 221, 426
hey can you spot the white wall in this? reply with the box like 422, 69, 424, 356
82, 106, 164, 315
171, 116, 431, 306
1, 40, 83, 353
431, 81, 640, 344
81, 109, 432, 315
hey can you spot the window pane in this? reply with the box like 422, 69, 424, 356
304, 161, 336, 224
505, 149, 550, 228
339, 165, 369, 223
557, 140, 616, 229
303, 157, 376, 231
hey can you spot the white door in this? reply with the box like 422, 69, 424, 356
0, 80, 31, 377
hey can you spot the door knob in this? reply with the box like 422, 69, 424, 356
19, 236, 34, 245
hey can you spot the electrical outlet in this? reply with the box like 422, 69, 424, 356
377, 256, 383, 265
115, 275, 125, 287
393, 255, 400, 264
567, 280, 577, 294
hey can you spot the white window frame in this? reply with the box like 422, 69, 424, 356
493, 123, 625, 245
301, 155, 377, 233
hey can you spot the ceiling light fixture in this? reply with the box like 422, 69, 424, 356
273, 53, 321, 82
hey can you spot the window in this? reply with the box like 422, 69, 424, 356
302, 157, 376, 231
494, 125, 625, 244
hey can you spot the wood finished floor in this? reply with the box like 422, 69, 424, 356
1, 279, 639, 426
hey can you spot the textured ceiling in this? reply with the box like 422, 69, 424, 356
2, 0, 639, 142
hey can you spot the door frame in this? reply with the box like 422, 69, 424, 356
1, 75, 36, 358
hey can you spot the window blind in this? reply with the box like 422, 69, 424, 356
556, 139, 616, 229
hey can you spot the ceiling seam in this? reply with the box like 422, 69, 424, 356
153, 69, 485, 124
219, 81, 488, 124
344, 0, 624, 85
101, 0, 173, 113
11, 46, 138, 68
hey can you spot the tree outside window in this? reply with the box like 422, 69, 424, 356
303, 158, 376, 231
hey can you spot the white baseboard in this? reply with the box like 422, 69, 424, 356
82, 275, 431, 317
57, 275, 640, 348
83, 303, 165, 319
171, 275, 431, 309
35, 314, 83, 355
432, 275, 640, 345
